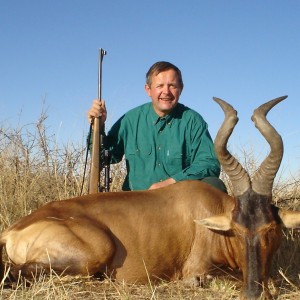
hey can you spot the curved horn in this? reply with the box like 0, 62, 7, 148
214, 97, 251, 196
251, 95, 287, 196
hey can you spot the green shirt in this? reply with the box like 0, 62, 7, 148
107, 102, 220, 191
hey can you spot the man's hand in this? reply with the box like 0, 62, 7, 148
87, 99, 107, 126
148, 178, 176, 190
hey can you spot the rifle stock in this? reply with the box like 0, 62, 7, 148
89, 49, 107, 193
89, 117, 101, 193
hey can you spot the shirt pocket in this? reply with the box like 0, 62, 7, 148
136, 143, 152, 156
126, 143, 153, 172
126, 143, 152, 157
165, 146, 184, 174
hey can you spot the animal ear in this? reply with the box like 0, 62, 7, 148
194, 214, 232, 231
278, 209, 300, 228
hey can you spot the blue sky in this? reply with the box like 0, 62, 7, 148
1, 0, 299, 178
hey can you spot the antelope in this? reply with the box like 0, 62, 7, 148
1, 96, 299, 300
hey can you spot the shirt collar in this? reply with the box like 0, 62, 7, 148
149, 104, 175, 126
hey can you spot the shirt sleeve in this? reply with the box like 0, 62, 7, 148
171, 116, 220, 182
106, 115, 126, 164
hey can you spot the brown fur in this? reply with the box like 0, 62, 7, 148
1, 180, 300, 299
1, 181, 232, 281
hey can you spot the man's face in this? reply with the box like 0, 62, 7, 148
145, 69, 183, 117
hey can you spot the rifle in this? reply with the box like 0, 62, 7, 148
89, 48, 107, 193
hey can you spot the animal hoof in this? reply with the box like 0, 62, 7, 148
183, 276, 204, 287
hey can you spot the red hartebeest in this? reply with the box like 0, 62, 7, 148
1, 96, 300, 300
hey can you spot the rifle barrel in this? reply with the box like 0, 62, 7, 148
89, 48, 107, 193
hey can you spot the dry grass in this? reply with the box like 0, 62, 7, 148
1, 273, 300, 299
0, 113, 299, 299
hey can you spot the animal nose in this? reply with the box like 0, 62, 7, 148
240, 284, 268, 300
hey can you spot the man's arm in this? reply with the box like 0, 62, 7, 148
148, 178, 176, 190
171, 117, 220, 182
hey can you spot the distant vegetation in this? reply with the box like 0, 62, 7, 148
0, 113, 299, 299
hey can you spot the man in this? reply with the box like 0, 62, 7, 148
87, 61, 226, 192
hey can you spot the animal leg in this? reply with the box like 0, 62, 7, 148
182, 244, 212, 286
5, 217, 116, 280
